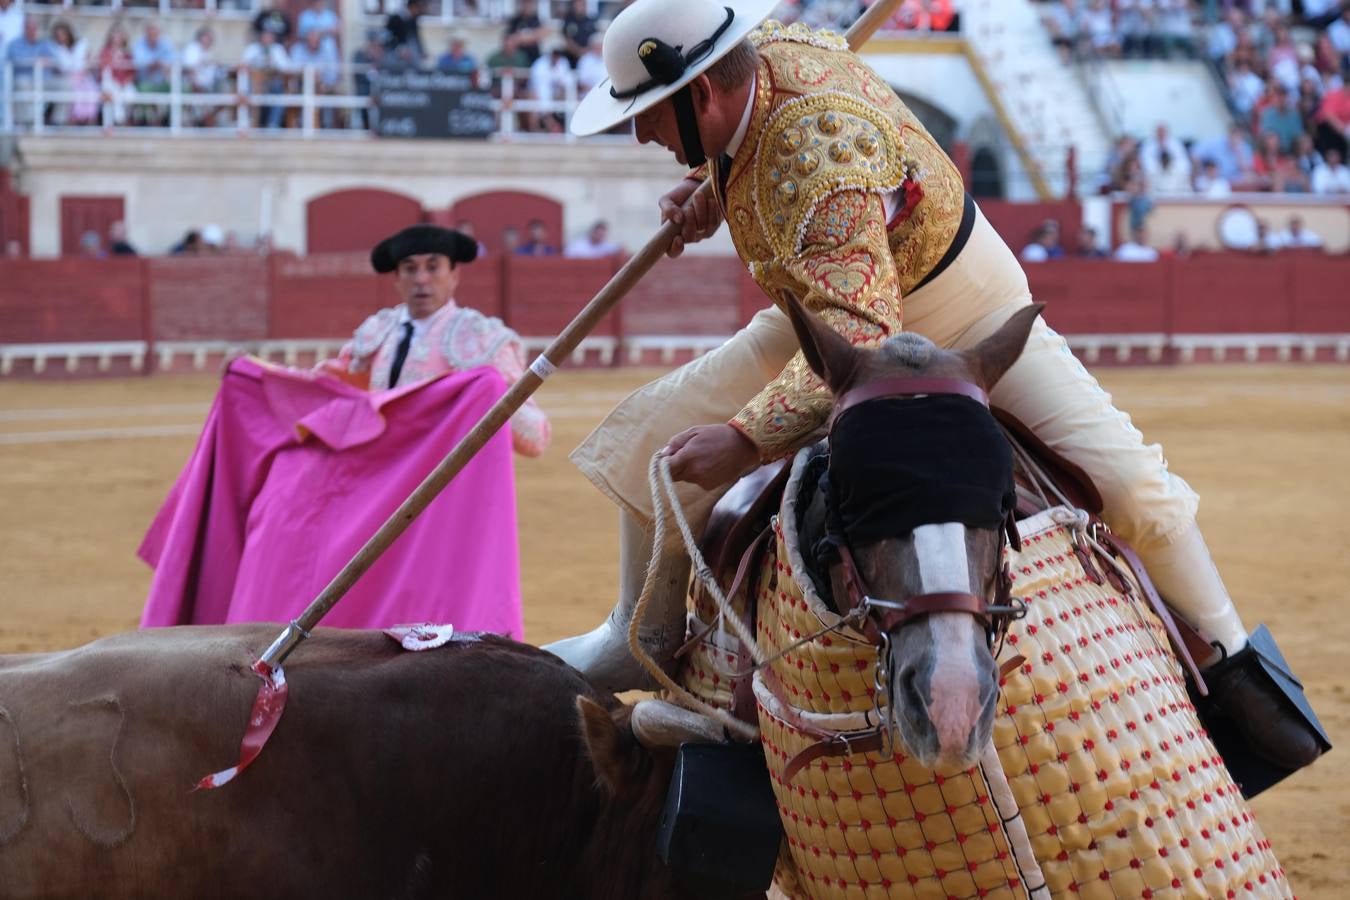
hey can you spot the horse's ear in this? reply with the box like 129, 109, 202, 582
963, 304, 1044, 392
577, 696, 640, 797
780, 289, 858, 393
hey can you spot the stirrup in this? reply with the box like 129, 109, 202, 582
1191, 624, 1331, 798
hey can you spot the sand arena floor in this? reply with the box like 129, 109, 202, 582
0, 365, 1347, 895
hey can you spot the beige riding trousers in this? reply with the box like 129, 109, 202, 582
571, 206, 1199, 557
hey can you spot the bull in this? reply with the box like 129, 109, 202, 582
0, 626, 737, 900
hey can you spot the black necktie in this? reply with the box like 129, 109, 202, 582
716, 153, 732, 201
387, 321, 414, 388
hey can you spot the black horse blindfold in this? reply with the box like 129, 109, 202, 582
827, 395, 1015, 546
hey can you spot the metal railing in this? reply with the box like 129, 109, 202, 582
22, 0, 260, 18
0, 58, 622, 140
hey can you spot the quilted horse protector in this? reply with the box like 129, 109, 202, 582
679, 448, 1291, 900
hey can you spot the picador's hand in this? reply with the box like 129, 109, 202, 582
663, 424, 759, 490
658, 178, 724, 259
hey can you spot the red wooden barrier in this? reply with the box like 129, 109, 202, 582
1169, 255, 1293, 334
0, 258, 145, 343
1026, 260, 1173, 333
504, 256, 622, 337
622, 255, 746, 335
147, 257, 270, 341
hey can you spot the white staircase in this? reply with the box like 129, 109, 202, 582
961, 0, 1117, 198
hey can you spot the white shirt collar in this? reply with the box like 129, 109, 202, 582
400, 299, 455, 337
725, 73, 757, 160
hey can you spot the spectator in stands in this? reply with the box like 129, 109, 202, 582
291, 28, 342, 128
1292, 132, 1323, 181
1085, 0, 1121, 57
297, 0, 341, 58
49, 20, 95, 127
1114, 225, 1160, 262
108, 221, 137, 256
561, 0, 596, 67
486, 32, 531, 123
1166, 231, 1193, 260
1118, 0, 1158, 59
1277, 214, 1324, 249
132, 23, 176, 126
1259, 83, 1305, 152
1139, 123, 1193, 195
1019, 219, 1064, 263
182, 28, 227, 127
1313, 77, 1350, 159
172, 229, 203, 255
0, 0, 21, 58
1102, 134, 1140, 191
506, 0, 546, 67
97, 24, 136, 127
1207, 7, 1243, 65
353, 31, 383, 131
501, 225, 521, 255
1327, 8, 1350, 64
516, 219, 557, 256
456, 220, 488, 258
1158, 0, 1195, 59
1044, 0, 1086, 63
78, 230, 104, 259
385, 0, 425, 63
241, 29, 293, 129
1123, 156, 1155, 229
1194, 158, 1233, 196
4, 239, 22, 259
565, 220, 623, 258
1194, 125, 1255, 184
1267, 23, 1301, 90
528, 42, 571, 132
1227, 58, 1267, 119
1253, 129, 1307, 190
254, 1, 293, 45
1253, 219, 1281, 254
437, 37, 478, 76
1077, 225, 1107, 258
576, 31, 606, 95
202, 224, 225, 253
5, 16, 55, 79
1311, 146, 1350, 193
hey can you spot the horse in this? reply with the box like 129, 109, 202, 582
625, 292, 1293, 898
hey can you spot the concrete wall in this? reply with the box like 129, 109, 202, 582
13, 134, 734, 258
1104, 59, 1234, 145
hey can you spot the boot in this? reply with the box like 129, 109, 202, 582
1144, 523, 1322, 770
543, 510, 690, 692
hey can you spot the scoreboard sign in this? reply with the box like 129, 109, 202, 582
372, 71, 496, 140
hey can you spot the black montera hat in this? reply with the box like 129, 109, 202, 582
371, 225, 478, 273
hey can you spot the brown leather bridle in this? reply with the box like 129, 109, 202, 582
826, 376, 1027, 649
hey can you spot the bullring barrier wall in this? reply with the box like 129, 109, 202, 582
1, 253, 1348, 377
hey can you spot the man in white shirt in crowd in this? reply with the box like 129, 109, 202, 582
1115, 225, 1161, 262
241, 29, 293, 129
1276, 215, 1324, 249
1139, 123, 1193, 188
563, 220, 624, 259
290, 27, 341, 127
1311, 147, 1350, 194
1194, 158, 1233, 197
527, 42, 572, 132
575, 31, 606, 95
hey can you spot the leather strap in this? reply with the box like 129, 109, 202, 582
1096, 530, 1210, 697
783, 729, 887, 782
868, 591, 991, 634
830, 377, 989, 431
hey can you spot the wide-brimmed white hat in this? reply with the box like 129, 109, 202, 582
570, 0, 778, 136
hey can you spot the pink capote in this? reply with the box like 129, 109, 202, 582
138, 357, 522, 637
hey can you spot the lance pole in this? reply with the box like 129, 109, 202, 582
257, 0, 905, 671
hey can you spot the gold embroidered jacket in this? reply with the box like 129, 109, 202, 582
714, 22, 966, 461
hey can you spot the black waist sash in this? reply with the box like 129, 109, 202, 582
912, 191, 977, 294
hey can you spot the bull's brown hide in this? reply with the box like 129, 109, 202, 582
0, 703, 29, 844
59, 695, 136, 848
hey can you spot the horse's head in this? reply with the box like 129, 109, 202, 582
781, 291, 1042, 769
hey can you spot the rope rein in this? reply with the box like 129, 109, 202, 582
626, 453, 758, 741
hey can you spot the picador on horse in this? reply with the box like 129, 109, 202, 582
548, 0, 1324, 813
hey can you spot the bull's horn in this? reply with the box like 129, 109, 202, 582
630, 699, 727, 748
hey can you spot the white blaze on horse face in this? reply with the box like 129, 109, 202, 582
913, 522, 984, 761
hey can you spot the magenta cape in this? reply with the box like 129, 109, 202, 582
138, 358, 522, 637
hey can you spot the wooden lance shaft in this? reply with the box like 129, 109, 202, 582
258, 0, 906, 669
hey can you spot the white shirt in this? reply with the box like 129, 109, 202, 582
1197, 175, 1232, 198
1114, 241, 1160, 262
1278, 227, 1323, 248
576, 50, 606, 94
182, 40, 221, 90
528, 54, 570, 101
0, 3, 21, 54
1329, 18, 1350, 56
242, 42, 291, 72
1311, 162, 1350, 194
1020, 243, 1050, 263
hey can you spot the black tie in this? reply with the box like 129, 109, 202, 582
387, 321, 414, 388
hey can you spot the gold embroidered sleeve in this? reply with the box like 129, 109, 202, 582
731, 189, 903, 461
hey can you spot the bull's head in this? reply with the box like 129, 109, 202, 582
782, 291, 1042, 769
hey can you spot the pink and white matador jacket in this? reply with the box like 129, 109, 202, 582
323, 300, 550, 458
